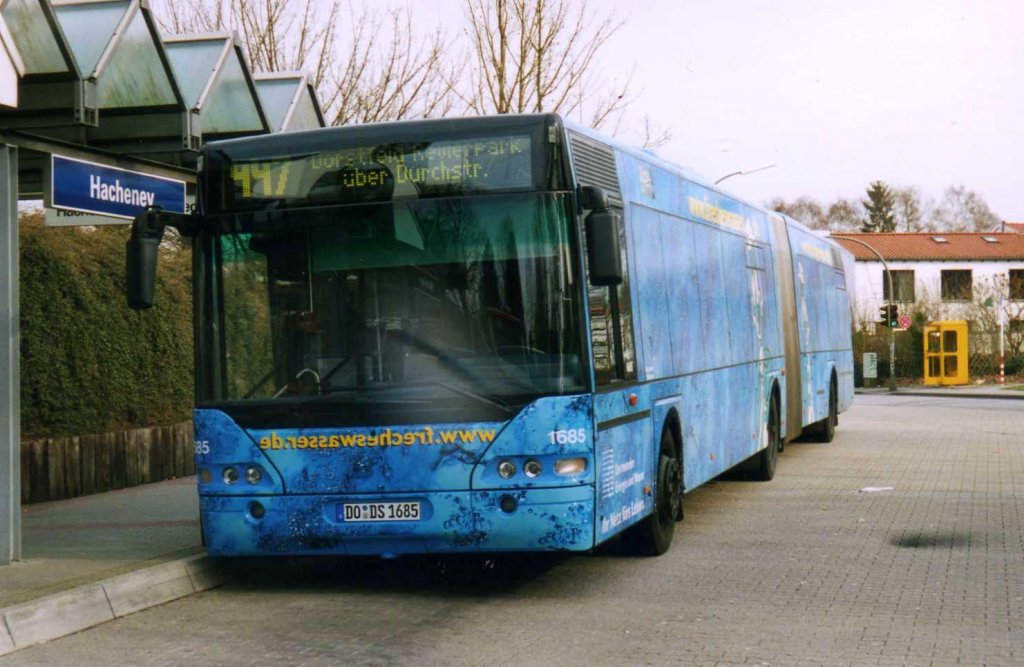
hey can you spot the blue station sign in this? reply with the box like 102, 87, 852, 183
50, 155, 187, 220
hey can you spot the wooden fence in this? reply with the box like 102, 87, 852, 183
19, 421, 195, 505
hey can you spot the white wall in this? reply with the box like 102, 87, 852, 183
851, 260, 1024, 327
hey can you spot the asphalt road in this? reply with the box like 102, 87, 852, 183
4, 394, 1023, 667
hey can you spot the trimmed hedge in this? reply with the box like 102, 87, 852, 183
19, 212, 193, 439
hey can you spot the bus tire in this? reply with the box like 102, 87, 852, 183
815, 376, 838, 443
626, 429, 682, 556
753, 394, 780, 481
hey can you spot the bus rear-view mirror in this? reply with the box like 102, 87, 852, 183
585, 208, 623, 286
126, 208, 199, 310
126, 209, 167, 310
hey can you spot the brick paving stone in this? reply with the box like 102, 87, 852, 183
2, 395, 1022, 666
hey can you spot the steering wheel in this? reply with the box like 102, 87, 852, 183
272, 367, 322, 397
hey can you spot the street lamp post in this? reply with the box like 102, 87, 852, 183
831, 234, 898, 392
714, 163, 777, 185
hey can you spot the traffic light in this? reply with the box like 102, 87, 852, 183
879, 304, 898, 327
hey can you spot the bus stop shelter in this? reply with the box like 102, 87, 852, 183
0, 0, 324, 565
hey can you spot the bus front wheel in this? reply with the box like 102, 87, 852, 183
626, 430, 682, 556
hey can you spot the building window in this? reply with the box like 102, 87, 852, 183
882, 270, 915, 302
1010, 269, 1024, 300
941, 270, 972, 301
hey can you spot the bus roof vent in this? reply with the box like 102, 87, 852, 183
569, 132, 622, 207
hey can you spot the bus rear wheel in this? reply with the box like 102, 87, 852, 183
815, 377, 838, 443
753, 394, 780, 481
627, 430, 682, 556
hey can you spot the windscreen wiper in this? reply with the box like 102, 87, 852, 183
433, 381, 515, 417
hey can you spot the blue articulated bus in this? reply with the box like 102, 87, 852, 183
126, 114, 853, 557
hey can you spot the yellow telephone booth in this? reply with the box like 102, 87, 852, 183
923, 321, 969, 386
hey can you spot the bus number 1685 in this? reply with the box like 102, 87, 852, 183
548, 428, 586, 445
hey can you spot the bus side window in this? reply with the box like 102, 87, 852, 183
587, 209, 636, 385
589, 285, 616, 384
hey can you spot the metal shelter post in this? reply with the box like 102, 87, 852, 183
0, 0, 326, 568
0, 142, 19, 564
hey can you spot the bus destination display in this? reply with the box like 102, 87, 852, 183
226, 135, 533, 205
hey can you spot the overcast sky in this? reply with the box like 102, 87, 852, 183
422, 0, 1023, 221
601, 0, 1024, 221
142, 0, 1024, 221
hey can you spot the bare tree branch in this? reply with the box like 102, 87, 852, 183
151, 0, 455, 126
640, 115, 672, 150
460, 0, 631, 131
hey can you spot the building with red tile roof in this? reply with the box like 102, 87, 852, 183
829, 232, 1024, 333
832, 232, 1024, 262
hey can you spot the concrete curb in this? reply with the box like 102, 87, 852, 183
0, 554, 246, 657
894, 390, 1024, 401
855, 388, 1024, 400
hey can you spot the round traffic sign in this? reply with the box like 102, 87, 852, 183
897, 315, 912, 329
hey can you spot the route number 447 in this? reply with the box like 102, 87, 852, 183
548, 428, 586, 445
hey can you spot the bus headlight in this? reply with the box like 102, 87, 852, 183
245, 466, 263, 484
222, 466, 240, 485
554, 457, 587, 475
523, 459, 542, 478
498, 460, 516, 479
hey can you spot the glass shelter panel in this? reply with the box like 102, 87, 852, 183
165, 39, 226, 107
53, 0, 129, 74
96, 8, 177, 107
1, 0, 68, 74
253, 77, 298, 132
203, 45, 264, 133
286, 91, 322, 132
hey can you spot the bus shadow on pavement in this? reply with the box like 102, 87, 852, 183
234, 552, 574, 596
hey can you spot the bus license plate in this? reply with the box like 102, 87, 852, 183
341, 501, 421, 522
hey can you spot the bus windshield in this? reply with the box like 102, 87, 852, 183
206, 192, 585, 425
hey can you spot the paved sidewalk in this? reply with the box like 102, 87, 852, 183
0, 477, 253, 656
1, 477, 200, 608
